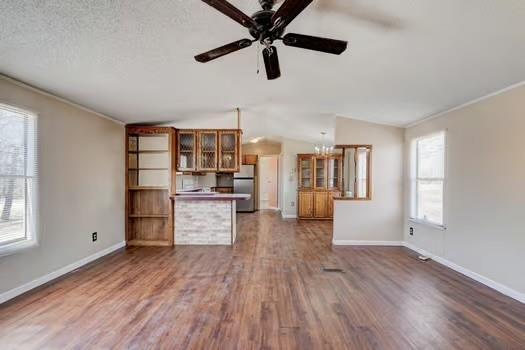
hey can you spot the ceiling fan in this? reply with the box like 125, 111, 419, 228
194, 0, 348, 80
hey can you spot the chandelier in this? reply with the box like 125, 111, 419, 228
314, 132, 334, 156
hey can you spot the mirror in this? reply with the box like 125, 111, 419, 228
340, 145, 372, 200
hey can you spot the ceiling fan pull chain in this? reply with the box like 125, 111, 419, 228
256, 42, 260, 74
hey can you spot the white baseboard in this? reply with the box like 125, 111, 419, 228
332, 240, 403, 246
281, 213, 297, 219
0, 241, 125, 305
403, 242, 525, 304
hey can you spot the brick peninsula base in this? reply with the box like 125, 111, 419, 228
173, 193, 250, 245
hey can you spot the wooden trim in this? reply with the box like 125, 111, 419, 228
337, 145, 373, 201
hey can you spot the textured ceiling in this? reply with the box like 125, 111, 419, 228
1, 0, 525, 142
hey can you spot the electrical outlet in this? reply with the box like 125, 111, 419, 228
409, 227, 414, 236
92, 232, 98, 242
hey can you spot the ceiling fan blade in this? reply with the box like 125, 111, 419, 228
201, 0, 258, 29
271, 0, 313, 31
195, 39, 252, 63
282, 33, 347, 55
262, 46, 281, 80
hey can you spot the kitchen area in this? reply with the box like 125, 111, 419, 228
126, 126, 257, 247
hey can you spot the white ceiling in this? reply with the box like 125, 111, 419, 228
1, 0, 525, 142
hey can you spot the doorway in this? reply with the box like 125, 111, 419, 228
258, 155, 279, 210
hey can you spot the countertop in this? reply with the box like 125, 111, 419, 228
172, 193, 251, 201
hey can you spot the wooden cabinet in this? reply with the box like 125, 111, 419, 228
314, 192, 328, 218
219, 130, 240, 172
126, 126, 176, 247
298, 191, 314, 218
327, 191, 341, 218
298, 155, 313, 189
314, 157, 327, 190
198, 130, 218, 171
177, 129, 241, 172
243, 154, 258, 165
327, 156, 343, 190
177, 130, 196, 171
297, 154, 342, 220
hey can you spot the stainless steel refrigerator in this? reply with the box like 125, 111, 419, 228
234, 165, 255, 212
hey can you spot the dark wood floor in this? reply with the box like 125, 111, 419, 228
1, 211, 524, 349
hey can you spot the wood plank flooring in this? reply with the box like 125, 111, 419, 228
1, 211, 524, 349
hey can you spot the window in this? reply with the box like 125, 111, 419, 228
410, 131, 445, 227
0, 104, 37, 255
339, 145, 372, 200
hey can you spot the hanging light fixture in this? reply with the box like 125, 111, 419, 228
314, 132, 334, 156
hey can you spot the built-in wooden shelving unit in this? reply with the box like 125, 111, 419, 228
126, 126, 176, 246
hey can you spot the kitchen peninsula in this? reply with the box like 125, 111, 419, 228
173, 192, 250, 245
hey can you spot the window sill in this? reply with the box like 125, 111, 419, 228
0, 239, 38, 258
408, 218, 447, 231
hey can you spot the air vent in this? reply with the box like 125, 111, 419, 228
322, 268, 345, 273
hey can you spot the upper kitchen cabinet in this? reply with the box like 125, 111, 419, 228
198, 130, 218, 171
177, 129, 242, 172
177, 130, 196, 171
218, 130, 240, 172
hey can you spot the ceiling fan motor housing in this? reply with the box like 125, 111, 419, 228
259, 0, 275, 10
249, 10, 285, 42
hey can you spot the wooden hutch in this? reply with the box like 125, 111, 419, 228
297, 154, 343, 220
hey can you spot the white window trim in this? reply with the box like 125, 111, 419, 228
409, 130, 447, 230
0, 103, 39, 257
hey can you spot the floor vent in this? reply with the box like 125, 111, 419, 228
322, 268, 345, 273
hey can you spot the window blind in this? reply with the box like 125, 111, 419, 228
0, 104, 37, 246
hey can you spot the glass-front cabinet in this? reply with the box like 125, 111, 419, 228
297, 153, 343, 220
177, 131, 196, 171
218, 130, 239, 172
198, 131, 218, 171
327, 156, 342, 190
177, 129, 241, 172
298, 155, 313, 189
314, 157, 327, 190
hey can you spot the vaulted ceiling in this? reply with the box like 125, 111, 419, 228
1, 0, 525, 142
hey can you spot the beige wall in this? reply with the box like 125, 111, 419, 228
333, 117, 404, 243
404, 85, 525, 295
242, 141, 281, 156
0, 76, 125, 296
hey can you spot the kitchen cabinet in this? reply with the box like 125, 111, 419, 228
177, 130, 196, 171
219, 130, 240, 172
243, 154, 258, 165
177, 129, 242, 172
297, 154, 343, 220
198, 130, 218, 171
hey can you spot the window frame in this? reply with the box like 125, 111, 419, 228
409, 131, 447, 230
0, 102, 39, 257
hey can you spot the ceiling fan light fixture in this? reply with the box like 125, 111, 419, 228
195, 0, 348, 80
